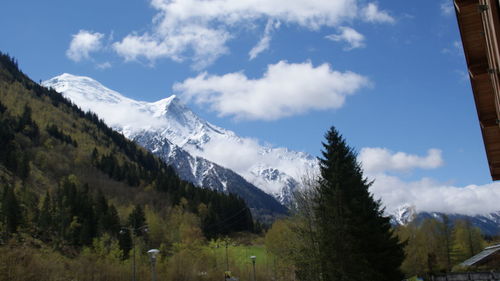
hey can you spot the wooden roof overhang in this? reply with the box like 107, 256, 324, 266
455, 0, 500, 180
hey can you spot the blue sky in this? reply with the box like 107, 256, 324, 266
3, 0, 499, 214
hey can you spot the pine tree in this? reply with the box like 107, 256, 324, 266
314, 127, 404, 281
104, 204, 121, 236
128, 205, 146, 236
38, 191, 52, 237
118, 228, 132, 259
2, 186, 23, 233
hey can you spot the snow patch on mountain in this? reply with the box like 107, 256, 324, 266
43, 73, 318, 204
390, 204, 500, 236
390, 204, 417, 225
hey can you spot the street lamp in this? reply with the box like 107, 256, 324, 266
212, 242, 219, 269
147, 249, 160, 281
120, 225, 148, 281
225, 240, 230, 272
250, 256, 256, 281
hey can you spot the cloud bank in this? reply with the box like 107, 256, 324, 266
357, 147, 500, 216
110, 0, 395, 68
359, 147, 443, 174
370, 174, 500, 216
113, 25, 231, 70
66, 30, 104, 62
174, 60, 371, 120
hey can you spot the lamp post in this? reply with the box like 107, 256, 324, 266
147, 249, 160, 281
120, 225, 148, 281
250, 256, 256, 281
225, 241, 229, 272
212, 241, 219, 269
223, 238, 233, 281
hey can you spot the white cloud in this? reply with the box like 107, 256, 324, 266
440, 0, 454, 16
185, 134, 315, 195
326, 26, 365, 50
359, 147, 443, 174
249, 19, 280, 60
149, 0, 359, 30
113, 25, 231, 70
66, 30, 104, 62
356, 146, 500, 216
370, 174, 500, 216
361, 3, 395, 24
112, 0, 395, 68
174, 60, 371, 121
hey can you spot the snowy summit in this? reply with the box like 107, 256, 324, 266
43, 74, 319, 205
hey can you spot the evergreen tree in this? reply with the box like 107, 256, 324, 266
2, 186, 23, 233
104, 204, 121, 236
118, 228, 132, 259
37, 191, 52, 237
314, 127, 404, 281
128, 205, 146, 236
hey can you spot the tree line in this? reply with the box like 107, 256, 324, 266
0, 51, 256, 241
263, 127, 494, 281
396, 215, 486, 276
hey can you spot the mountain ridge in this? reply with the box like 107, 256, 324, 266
43, 73, 318, 206
390, 204, 500, 236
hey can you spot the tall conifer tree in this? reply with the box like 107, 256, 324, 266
128, 205, 146, 236
2, 186, 23, 233
315, 127, 404, 281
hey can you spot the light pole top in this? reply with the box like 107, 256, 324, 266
148, 249, 160, 258
250, 255, 256, 262
119, 225, 149, 235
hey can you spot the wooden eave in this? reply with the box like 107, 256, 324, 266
455, 0, 500, 180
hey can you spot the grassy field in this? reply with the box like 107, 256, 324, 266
206, 241, 277, 280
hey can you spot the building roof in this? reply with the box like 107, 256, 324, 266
461, 244, 500, 267
455, 0, 500, 180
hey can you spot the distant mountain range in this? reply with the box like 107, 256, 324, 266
43, 74, 500, 234
43, 74, 317, 213
390, 204, 500, 236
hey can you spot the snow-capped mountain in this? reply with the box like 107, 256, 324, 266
43, 73, 317, 206
390, 204, 500, 236
390, 204, 417, 226
132, 131, 286, 215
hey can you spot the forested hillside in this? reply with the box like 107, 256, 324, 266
1, 52, 496, 281
0, 52, 260, 280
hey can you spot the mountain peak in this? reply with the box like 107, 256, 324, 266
43, 74, 319, 204
42, 75, 221, 138
43, 73, 128, 105
49, 73, 105, 88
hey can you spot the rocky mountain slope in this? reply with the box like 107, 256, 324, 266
43, 74, 317, 206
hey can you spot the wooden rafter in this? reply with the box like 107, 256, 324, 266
455, 0, 500, 180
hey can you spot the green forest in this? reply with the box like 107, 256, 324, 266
0, 53, 498, 281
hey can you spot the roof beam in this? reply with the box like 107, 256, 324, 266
480, 117, 499, 128
469, 62, 489, 78
454, 0, 479, 13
